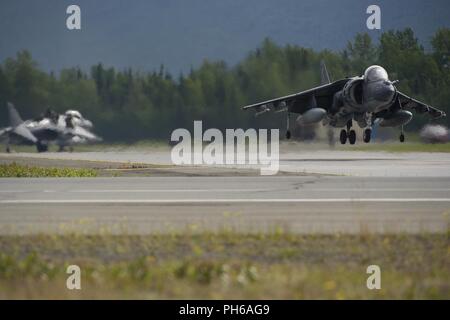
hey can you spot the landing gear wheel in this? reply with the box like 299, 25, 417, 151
285, 130, 291, 140
348, 129, 356, 145
399, 133, 405, 143
339, 129, 347, 144
363, 128, 372, 143
36, 142, 48, 153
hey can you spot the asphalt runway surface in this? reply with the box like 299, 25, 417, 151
1, 176, 449, 234
3, 149, 450, 177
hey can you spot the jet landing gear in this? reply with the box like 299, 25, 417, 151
5, 138, 11, 153
340, 120, 356, 145
285, 112, 291, 139
36, 141, 48, 153
363, 113, 373, 143
399, 126, 405, 143
348, 129, 356, 145
339, 129, 347, 144
363, 128, 372, 143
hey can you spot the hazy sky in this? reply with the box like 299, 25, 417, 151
0, 0, 449, 74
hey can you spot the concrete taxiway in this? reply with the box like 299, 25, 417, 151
1, 176, 448, 234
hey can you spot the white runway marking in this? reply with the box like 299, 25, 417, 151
1, 198, 450, 204
2, 188, 450, 194
69, 189, 269, 193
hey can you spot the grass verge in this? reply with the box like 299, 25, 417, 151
0, 232, 448, 299
0, 162, 98, 177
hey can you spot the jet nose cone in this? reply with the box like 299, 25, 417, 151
376, 82, 396, 102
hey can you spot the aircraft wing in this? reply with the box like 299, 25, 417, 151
70, 126, 102, 141
242, 79, 349, 115
26, 120, 61, 141
0, 127, 10, 141
0, 127, 8, 136
13, 123, 38, 143
397, 91, 446, 119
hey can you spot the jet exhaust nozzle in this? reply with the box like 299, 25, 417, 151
296, 108, 326, 125
379, 110, 413, 127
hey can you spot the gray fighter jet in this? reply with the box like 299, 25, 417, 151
0, 103, 102, 152
243, 62, 446, 144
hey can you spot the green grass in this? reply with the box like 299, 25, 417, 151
0, 162, 98, 177
1, 140, 169, 153
0, 232, 448, 299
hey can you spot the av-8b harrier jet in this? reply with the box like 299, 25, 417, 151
243, 63, 446, 144
0, 103, 102, 152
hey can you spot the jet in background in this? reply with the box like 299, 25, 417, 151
243, 62, 446, 144
0, 103, 102, 152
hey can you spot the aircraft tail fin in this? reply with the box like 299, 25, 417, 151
7, 102, 24, 127
320, 60, 331, 85
7, 102, 38, 143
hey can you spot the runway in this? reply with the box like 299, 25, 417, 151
1, 176, 449, 234
3, 149, 450, 176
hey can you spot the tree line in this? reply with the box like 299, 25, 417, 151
0, 28, 449, 141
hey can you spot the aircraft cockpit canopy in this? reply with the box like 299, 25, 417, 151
65, 110, 83, 119
364, 65, 389, 82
